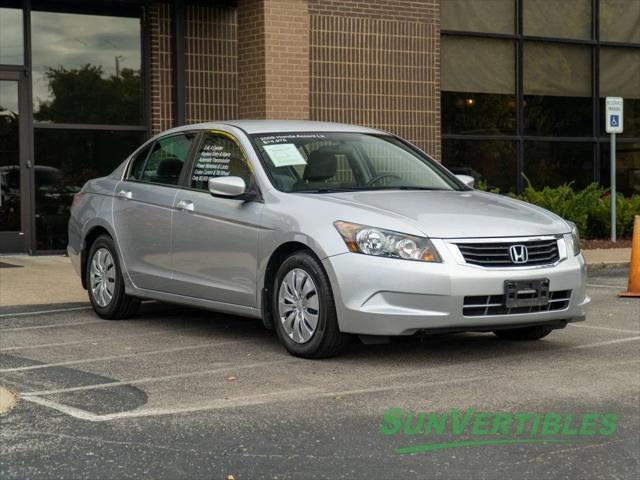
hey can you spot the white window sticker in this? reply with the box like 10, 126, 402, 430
263, 143, 307, 167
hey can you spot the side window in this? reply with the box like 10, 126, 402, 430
127, 143, 152, 180
190, 134, 252, 191
140, 133, 196, 186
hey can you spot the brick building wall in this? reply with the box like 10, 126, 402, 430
148, 0, 440, 159
238, 0, 309, 119
237, 0, 267, 118
185, 4, 238, 123
308, 0, 441, 159
148, 2, 174, 134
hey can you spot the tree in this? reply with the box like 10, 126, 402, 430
35, 64, 142, 125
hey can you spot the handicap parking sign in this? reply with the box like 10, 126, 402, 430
606, 97, 623, 133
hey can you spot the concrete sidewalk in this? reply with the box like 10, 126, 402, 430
0, 249, 632, 308
0, 255, 87, 308
583, 247, 632, 270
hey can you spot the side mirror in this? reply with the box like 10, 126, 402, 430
455, 174, 475, 188
208, 176, 247, 198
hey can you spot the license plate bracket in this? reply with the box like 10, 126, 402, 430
504, 279, 550, 308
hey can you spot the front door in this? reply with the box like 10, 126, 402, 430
171, 132, 263, 307
0, 71, 30, 253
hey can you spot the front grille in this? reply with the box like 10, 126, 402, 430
463, 290, 571, 317
456, 239, 560, 267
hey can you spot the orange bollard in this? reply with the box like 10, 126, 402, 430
619, 215, 640, 298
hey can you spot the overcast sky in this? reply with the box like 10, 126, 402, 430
0, 8, 141, 111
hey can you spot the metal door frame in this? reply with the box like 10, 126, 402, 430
0, 69, 32, 253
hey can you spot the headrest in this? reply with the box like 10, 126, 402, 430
156, 157, 183, 178
304, 151, 337, 181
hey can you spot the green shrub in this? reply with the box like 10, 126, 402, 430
475, 177, 640, 239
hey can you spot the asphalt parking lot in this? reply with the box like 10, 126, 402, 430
1, 268, 638, 479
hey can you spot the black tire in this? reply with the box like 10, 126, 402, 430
493, 325, 554, 341
86, 234, 140, 320
272, 251, 350, 358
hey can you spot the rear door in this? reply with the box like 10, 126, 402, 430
169, 131, 263, 306
113, 132, 197, 291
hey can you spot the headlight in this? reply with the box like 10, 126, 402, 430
334, 221, 441, 262
568, 221, 581, 256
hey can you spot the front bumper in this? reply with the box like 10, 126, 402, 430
322, 240, 590, 336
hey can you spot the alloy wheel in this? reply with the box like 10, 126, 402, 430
278, 268, 320, 343
90, 247, 116, 307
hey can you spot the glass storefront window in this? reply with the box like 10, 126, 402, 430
0, 81, 20, 231
524, 42, 592, 136
524, 0, 591, 40
441, 0, 515, 34
600, 142, 640, 196
0, 7, 23, 65
442, 139, 517, 192
34, 129, 144, 250
600, 47, 640, 138
31, 10, 142, 125
523, 141, 594, 189
600, 0, 640, 44
442, 37, 516, 135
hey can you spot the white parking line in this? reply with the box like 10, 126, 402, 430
0, 306, 92, 318
571, 336, 640, 349
20, 374, 495, 422
569, 324, 639, 334
0, 319, 104, 332
20, 359, 295, 396
0, 339, 255, 373
21, 386, 319, 422
586, 283, 625, 289
0, 322, 245, 352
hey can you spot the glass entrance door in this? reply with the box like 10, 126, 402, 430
0, 71, 29, 253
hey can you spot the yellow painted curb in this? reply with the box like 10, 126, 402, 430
0, 386, 17, 415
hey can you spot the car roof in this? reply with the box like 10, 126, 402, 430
159, 120, 386, 136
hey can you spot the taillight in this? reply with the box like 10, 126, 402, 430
71, 192, 85, 208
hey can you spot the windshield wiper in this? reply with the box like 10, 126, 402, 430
361, 186, 449, 191
295, 187, 359, 194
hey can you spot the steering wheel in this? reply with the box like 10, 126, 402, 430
365, 173, 402, 186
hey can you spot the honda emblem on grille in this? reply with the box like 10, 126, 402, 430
509, 245, 529, 264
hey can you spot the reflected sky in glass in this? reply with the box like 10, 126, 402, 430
0, 8, 23, 65
31, 11, 141, 114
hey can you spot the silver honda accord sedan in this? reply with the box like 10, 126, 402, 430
68, 120, 590, 358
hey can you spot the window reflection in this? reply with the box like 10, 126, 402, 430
31, 10, 142, 125
523, 142, 594, 189
600, 0, 640, 44
441, 0, 514, 34
0, 7, 23, 65
600, 143, 640, 196
524, 43, 592, 136
600, 48, 640, 138
0, 81, 20, 232
524, 0, 591, 40
442, 140, 517, 192
442, 37, 516, 135
34, 129, 144, 249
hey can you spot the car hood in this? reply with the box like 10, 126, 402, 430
319, 190, 569, 238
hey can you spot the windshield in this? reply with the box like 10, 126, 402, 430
251, 132, 463, 193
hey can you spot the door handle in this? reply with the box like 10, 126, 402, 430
118, 189, 132, 200
176, 199, 194, 212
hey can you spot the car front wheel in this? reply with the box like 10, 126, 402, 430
272, 251, 350, 358
493, 325, 554, 341
86, 234, 139, 319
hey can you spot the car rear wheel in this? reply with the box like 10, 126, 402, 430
493, 325, 554, 341
272, 251, 350, 358
86, 235, 139, 319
